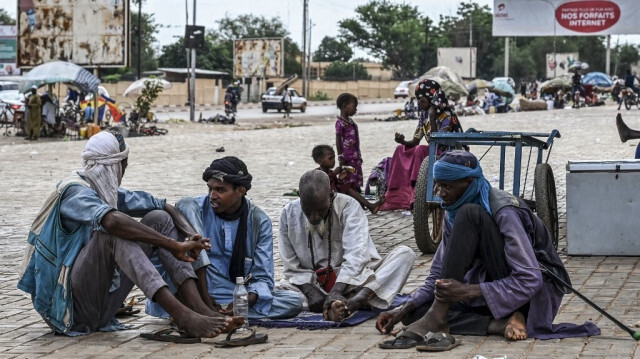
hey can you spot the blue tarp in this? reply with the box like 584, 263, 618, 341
583, 72, 612, 87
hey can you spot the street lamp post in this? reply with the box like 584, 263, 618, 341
540, 0, 557, 78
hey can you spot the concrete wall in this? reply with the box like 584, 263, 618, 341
92, 79, 399, 107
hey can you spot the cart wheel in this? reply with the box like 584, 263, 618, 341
534, 163, 559, 248
413, 156, 445, 254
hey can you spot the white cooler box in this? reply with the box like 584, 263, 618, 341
566, 160, 640, 255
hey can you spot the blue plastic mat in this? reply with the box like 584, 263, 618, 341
249, 294, 410, 330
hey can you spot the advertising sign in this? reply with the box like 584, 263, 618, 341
0, 26, 19, 76
437, 47, 476, 79
493, 0, 640, 36
546, 52, 579, 78
233, 38, 284, 78
17, 0, 129, 67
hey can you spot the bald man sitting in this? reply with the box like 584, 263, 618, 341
278, 170, 415, 321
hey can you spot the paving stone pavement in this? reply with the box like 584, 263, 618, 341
1, 104, 640, 358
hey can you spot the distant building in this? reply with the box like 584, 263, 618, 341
308, 61, 394, 81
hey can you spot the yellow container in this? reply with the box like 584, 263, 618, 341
79, 127, 87, 138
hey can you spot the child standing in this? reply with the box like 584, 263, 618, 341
334, 93, 385, 213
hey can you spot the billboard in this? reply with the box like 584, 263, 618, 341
17, 0, 129, 67
493, 0, 640, 36
546, 52, 579, 78
233, 38, 284, 78
0, 26, 19, 76
437, 47, 476, 79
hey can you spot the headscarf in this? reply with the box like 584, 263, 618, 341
78, 131, 129, 207
202, 156, 252, 281
202, 156, 252, 191
433, 150, 491, 228
414, 78, 458, 118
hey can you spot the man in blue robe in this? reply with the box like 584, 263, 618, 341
146, 156, 303, 319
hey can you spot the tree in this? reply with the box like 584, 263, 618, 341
313, 36, 352, 62
131, 10, 159, 73
323, 61, 369, 81
613, 44, 638, 77
0, 9, 15, 25
338, 1, 427, 79
158, 31, 232, 73
214, 14, 301, 77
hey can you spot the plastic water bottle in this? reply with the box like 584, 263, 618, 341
233, 277, 249, 329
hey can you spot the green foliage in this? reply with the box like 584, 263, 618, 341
338, 1, 426, 79
308, 91, 331, 101
0, 9, 16, 25
313, 36, 353, 62
134, 77, 164, 118
131, 11, 159, 72
158, 32, 232, 73
103, 74, 121, 83
323, 61, 370, 81
614, 44, 640, 77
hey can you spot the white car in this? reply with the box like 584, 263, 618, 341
261, 87, 307, 113
394, 80, 412, 99
0, 81, 25, 123
491, 77, 516, 90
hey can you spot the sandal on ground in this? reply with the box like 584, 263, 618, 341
115, 304, 141, 317
378, 330, 425, 349
415, 331, 461, 352
139, 328, 201, 344
213, 327, 268, 347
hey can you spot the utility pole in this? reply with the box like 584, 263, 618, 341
185, 0, 190, 108
302, 0, 308, 97
469, 11, 473, 79
307, 19, 313, 96
137, 0, 142, 80
189, 0, 196, 122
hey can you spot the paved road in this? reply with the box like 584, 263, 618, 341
153, 98, 408, 123
1, 103, 640, 358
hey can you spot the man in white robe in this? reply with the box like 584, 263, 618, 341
279, 170, 415, 321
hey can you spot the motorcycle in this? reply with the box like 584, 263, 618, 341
620, 87, 640, 110
224, 92, 237, 117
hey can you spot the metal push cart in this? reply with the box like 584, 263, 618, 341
413, 128, 561, 254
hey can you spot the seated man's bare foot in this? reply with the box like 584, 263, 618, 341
504, 311, 527, 341
405, 301, 449, 336
324, 300, 350, 321
369, 197, 385, 214
173, 311, 235, 338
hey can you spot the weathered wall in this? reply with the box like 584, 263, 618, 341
95, 79, 400, 107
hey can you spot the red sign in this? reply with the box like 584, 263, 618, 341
556, 1, 620, 33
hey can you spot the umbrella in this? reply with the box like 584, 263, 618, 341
489, 81, 515, 105
583, 72, 613, 87
540, 76, 571, 94
568, 61, 589, 72
466, 79, 493, 92
123, 77, 172, 97
20, 61, 100, 94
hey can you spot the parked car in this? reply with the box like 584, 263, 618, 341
491, 77, 516, 90
0, 81, 25, 123
261, 87, 307, 113
394, 80, 412, 99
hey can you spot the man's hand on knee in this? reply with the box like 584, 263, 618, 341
297, 283, 326, 312
434, 278, 481, 302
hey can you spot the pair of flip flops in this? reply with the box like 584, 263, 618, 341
378, 330, 461, 351
139, 327, 268, 347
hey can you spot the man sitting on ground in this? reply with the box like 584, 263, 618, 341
18, 131, 241, 338
146, 156, 304, 319
279, 170, 415, 321
376, 150, 599, 351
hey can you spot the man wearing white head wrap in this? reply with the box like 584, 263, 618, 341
18, 131, 243, 340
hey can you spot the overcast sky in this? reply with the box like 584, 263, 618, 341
5, 0, 640, 58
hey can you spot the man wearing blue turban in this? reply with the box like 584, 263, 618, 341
377, 150, 599, 351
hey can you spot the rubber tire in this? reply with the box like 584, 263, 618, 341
534, 163, 559, 248
300, 103, 306, 113
625, 97, 632, 110
413, 156, 445, 254
262, 106, 267, 113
